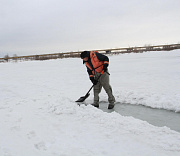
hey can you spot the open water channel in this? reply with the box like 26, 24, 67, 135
99, 102, 180, 133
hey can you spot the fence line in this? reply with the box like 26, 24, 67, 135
1, 43, 180, 63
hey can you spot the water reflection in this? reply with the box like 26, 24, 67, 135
100, 102, 180, 133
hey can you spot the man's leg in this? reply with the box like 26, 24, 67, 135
93, 82, 102, 107
100, 72, 115, 108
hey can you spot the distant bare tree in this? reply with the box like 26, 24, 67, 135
4, 54, 9, 62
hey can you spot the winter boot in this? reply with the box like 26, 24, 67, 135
108, 103, 114, 109
91, 103, 99, 108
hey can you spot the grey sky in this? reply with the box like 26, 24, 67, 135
0, 0, 180, 56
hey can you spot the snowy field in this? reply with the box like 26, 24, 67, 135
0, 50, 180, 156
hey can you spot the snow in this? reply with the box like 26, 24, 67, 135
0, 50, 180, 156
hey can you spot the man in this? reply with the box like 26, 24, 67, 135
80, 51, 115, 109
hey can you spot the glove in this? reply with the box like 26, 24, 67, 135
93, 79, 98, 85
103, 64, 108, 72
90, 77, 98, 85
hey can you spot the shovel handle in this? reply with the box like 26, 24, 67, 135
87, 70, 104, 94
76, 70, 105, 102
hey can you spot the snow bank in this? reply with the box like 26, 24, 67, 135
110, 50, 180, 112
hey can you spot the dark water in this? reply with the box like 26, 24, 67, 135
99, 102, 180, 133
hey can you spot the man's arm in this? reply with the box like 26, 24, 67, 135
96, 53, 109, 72
96, 53, 109, 63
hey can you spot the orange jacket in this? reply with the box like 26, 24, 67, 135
84, 51, 109, 77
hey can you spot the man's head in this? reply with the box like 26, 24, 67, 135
80, 51, 89, 61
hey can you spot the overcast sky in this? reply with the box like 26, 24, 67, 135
0, 0, 180, 56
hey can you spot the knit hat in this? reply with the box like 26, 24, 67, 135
80, 51, 89, 59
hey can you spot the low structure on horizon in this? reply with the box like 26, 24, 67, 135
0, 43, 180, 63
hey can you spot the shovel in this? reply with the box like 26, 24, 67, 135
76, 70, 104, 102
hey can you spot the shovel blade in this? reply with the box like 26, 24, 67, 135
75, 93, 90, 102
